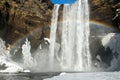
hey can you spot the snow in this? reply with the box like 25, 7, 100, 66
44, 72, 120, 80
102, 33, 120, 70
102, 33, 120, 54
0, 57, 24, 73
44, 38, 50, 44
59, 72, 66, 76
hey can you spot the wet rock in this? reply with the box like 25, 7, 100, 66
0, 0, 52, 46
112, 2, 120, 28
89, 23, 115, 68
0, 0, 119, 51
90, 0, 114, 25
101, 33, 120, 70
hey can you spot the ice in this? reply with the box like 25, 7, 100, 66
102, 33, 120, 70
0, 61, 24, 73
44, 72, 120, 80
102, 33, 120, 54
0, 38, 24, 73
59, 72, 66, 76
22, 38, 35, 68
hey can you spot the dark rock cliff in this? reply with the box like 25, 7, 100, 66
0, 0, 119, 46
0, 0, 52, 46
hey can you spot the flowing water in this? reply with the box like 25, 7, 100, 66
0, 0, 119, 76
0, 1, 120, 79
49, 0, 91, 71
49, 4, 60, 70
0, 0, 92, 72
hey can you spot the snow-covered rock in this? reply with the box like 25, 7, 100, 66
102, 33, 120, 71
102, 33, 120, 54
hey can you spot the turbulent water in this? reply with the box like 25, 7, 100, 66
0, 0, 119, 73
49, 0, 91, 71
2, 0, 119, 73
0, 0, 92, 72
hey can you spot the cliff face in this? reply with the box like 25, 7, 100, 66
90, 0, 120, 29
0, 0, 119, 46
90, 0, 113, 23
0, 0, 53, 45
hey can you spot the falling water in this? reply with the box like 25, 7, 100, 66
49, 0, 92, 71
74, 0, 91, 71
49, 4, 60, 69
0, 0, 91, 72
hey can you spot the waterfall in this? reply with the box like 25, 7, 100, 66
0, 0, 92, 72
74, 0, 91, 71
49, 4, 60, 69
49, 0, 92, 71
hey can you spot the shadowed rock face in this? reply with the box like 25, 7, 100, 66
0, 0, 53, 46
90, 0, 120, 29
90, 0, 113, 24
0, 0, 119, 47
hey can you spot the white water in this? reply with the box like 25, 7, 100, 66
49, 4, 60, 69
0, 0, 92, 72
49, 0, 91, 71
22, 39, 35, 68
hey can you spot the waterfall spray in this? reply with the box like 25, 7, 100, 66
22, 38, 35, 68
49, 0, 92, 71
0, 0, 92, 72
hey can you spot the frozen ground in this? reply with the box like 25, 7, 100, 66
44, 72, 120, 80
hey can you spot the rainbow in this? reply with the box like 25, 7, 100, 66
90, 20, 119, 31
